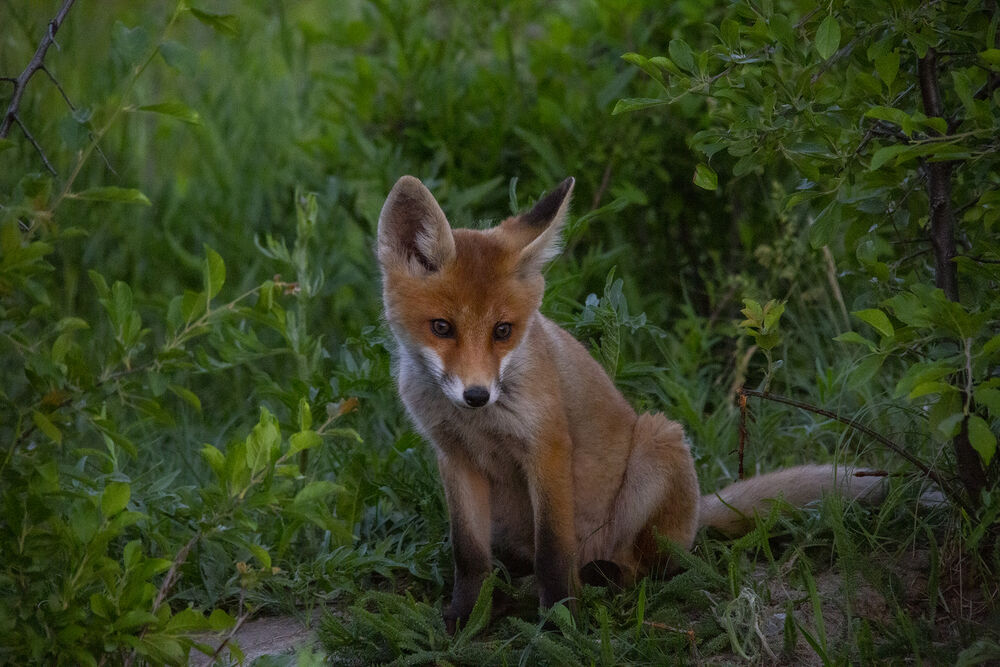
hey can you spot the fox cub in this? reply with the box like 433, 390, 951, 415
376, 175, 880, 628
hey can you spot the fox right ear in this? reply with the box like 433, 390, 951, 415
377, 176, 456, 274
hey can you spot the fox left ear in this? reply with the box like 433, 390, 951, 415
511, 177, 575, 276
377, 176, 456, 275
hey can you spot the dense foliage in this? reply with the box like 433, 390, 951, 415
1, 0, 997, 664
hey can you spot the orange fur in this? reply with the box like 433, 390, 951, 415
376, 175, 883, 626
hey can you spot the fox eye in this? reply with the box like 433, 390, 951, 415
493, 322, 513, 341
430, 319, 454, 338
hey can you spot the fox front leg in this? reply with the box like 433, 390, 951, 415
436, 450, 492, 632
527, 435, 579, 612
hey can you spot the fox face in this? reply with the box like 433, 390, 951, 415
377, 176, 574, 410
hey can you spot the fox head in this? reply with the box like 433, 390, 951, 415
377, 176, 574, 409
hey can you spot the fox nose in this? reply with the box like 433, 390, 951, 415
463, 386, 490, 408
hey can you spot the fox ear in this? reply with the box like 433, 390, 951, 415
513, 177, 575, 276
377, 176, 456, 274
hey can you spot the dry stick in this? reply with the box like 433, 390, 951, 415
0, 0, 77, 171
123, 532, 201, 667
737, 387, 965, 510
207, 586, 249, 664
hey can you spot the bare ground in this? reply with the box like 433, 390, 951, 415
190, 615, 315, 666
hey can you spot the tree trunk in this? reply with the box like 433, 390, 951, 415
918, 48, 987, 500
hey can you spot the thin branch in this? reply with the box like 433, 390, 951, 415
958, 254, 1000, 265
123, 532, 201, 667
737, 391, 748, 480
0, 0, 77, 139
206, 585, 249, 664
40, 64, 74, 110
13, 115, 57, 175
737, 387, 966, 510
38, 63, 117, 174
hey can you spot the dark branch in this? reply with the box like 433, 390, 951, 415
738, 387, 966, 510
917, 48, 960, 303
1, 0, 78, 143
918, 48, 987, 501
14, 115, 57, 175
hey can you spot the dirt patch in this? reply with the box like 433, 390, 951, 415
190, 615, 315, 665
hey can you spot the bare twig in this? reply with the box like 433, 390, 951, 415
13, 115, 57, 175
0, 0, 77, 141
737, 387, 965, 511
822, 245, 850, 332
591, 162, 613, 210
958, 254, 1000, 265
123, 531, 201, 667
737, 391, 748, 480
206, 585, 249, 664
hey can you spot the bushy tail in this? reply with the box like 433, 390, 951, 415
698, 464, 885, 536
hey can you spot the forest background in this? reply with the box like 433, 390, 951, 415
2, 0, 999, 664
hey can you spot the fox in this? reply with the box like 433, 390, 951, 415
376, 175, 883, 629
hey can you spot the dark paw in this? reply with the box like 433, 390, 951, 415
443, 607, 463, 635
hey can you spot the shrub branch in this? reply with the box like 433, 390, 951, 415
737, 387, 964, 510
0, 0, 77, 172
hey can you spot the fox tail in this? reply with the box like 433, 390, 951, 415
698, 464, 886, 536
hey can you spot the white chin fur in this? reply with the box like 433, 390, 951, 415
419, 346, 500, 408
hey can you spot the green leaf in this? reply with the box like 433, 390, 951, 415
979, 48, 1000, 70
159, 40, 198, 74
293, 480, 343, 506
188, 8, 239, 36
853, 308, 894, 339
208, 609, 237, 632
456, 575, 494, 641
247, 542, 271, 569
111, 22, 150, 67
981, 333, 1000, 359
693, 163, 718, 191
849, 355, 884, 389
288, 429, 321, 456
73, 187, 151, 206
869, 144, 910, 171
974, 387, 1000, 418
297, 397, 312, 431
968, 416, 996, 466
809, 199, 841, 249
203, 245, 225, 299
621, 52, 665, 87
815, 16, 841, 60
0, 138, 14, 153
201, 444, 226, 477
114, 609, 159, 631
668, 39, 695, 73
137, 101, 201, 125
101, 481, 131, 517
908, 382, 955, 399
246, 408, 280, 473
874, 50, 900, 86
165, 608, 210, 633
32, 410, 62, 444
762, 300, 785, 330
833, 331, 878, 352
168, 384, 201, 412
611, 98, 671, 115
